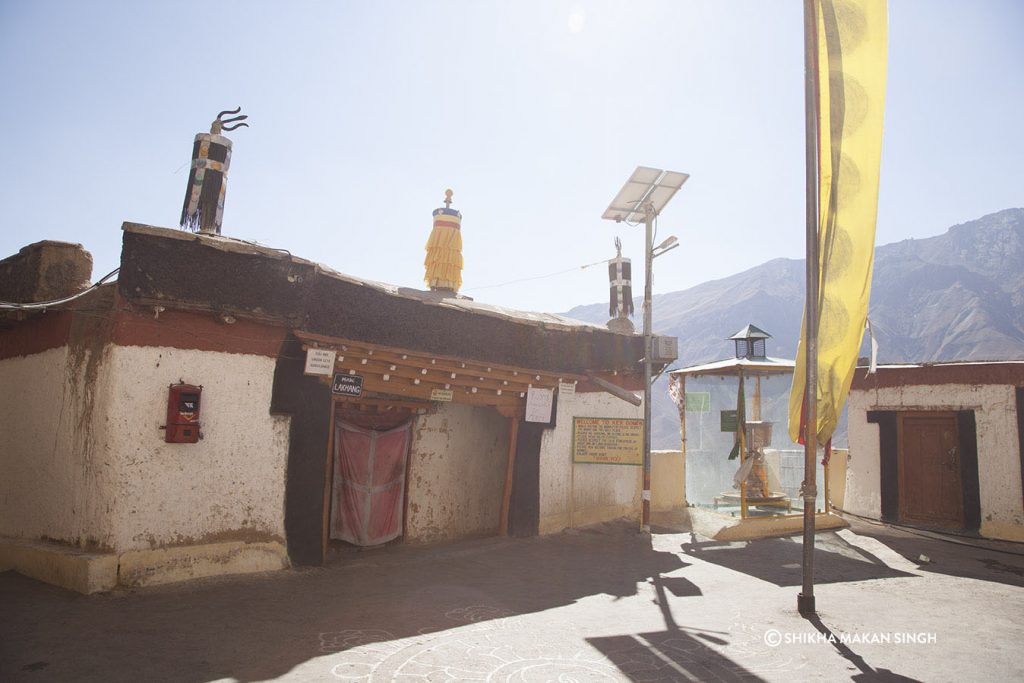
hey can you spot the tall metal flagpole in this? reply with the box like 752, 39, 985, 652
798, 0, 821, 617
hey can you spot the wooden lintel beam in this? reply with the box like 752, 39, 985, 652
296, 331, 585, 386
332, 396, 432, 412
336, 366, 524, 401
336, 374, 525, 408
343, 348, 567, 389
335, 357, 537, 395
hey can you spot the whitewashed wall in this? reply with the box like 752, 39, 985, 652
538, 391, 644, 534
847, 383, 1024, 541
405, 403, 510, 544
1, 343, 290, 554
0, 346, 116, 548
99, 345, 290, 552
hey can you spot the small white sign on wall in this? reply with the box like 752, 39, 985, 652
525, 387, 554, 423
558, 381, 576, 398
304, 348, 337, 376
430, 388, 454, 402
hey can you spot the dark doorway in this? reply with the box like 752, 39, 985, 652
898, 412, 963, 529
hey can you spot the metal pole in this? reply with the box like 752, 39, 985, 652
641, 202, 654, 533
678, 374, 687, 507
798, 0, 820, 617
738, 370, 748, 519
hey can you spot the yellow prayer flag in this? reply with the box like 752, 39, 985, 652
789, 0, 888, 445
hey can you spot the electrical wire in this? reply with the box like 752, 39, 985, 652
0, 268, 120, 311
463, 257, 611, 292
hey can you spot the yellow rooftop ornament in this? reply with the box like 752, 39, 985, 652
424, 188, 463, 292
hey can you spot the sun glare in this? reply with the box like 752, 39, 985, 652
568, 4, 586, 34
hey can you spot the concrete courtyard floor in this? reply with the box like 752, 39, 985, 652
2, 517, 1023, 682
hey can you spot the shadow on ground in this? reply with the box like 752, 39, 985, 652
847, 521, 1024, 588
588, 629, 767, 682
0, 521, 699, 683
803, 614, 923, 683
679, 531, 916, 587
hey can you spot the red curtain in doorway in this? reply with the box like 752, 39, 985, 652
331, 421, 411, 546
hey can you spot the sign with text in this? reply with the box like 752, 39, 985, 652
720, 410, 738, 432
572, 417, 643, 466
525, 387, 554, 423
304, 348, 336, 376
332, 373, 364, 397
430, 388, 454, 402
558, 381, 576, 397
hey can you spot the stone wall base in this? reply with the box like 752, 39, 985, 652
0, 538, 289, 593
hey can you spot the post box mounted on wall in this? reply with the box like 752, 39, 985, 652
161, 382, 203, 443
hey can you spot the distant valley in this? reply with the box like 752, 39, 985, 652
564, 208, 1024, 449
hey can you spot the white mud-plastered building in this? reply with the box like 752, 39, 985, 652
0, 225, 681, 592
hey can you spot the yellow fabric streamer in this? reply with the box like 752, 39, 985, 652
424, 218, 463, 291
788, 0, 888, 445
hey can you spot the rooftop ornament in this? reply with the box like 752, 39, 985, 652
180, 107, 249, 235
606, 237, 635, 334
424, 189, 463, 293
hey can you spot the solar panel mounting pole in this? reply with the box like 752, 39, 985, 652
602, 167, 689, 534
641, 200, 655, 532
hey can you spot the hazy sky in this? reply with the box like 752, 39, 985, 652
1, 1, 1021, 312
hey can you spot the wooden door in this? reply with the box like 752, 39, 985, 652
898, 413, 963, 529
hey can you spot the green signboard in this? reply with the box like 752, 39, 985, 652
720, 409, 738, 432
685, 392, 711, 413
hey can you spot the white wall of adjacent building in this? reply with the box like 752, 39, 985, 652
847, 382, 1024, 542
538, 391, 644, 534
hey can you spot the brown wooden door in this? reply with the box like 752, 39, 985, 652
898, 413, 963, 529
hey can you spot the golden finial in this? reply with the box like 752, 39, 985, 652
444, 189, 453, 208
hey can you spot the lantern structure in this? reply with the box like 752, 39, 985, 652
730, 324, 771, 360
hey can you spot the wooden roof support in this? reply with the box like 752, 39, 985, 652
296, 330, 584, 387
320, 372, 525, 408
333, 355, 541, 394
585, 372, 642, 406
499, 415, 520, 536
299, 330, 595, 409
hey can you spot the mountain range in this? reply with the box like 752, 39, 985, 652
564, 208, 1024, 449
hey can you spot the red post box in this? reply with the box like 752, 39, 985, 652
163, 383, 202, 443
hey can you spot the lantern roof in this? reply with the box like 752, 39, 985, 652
668, 355, 794, 378
728, 324, 772, 341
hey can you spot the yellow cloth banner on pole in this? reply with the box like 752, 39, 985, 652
789, 0, 888, 445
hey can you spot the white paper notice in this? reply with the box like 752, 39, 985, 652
304, 348, 337, 376
525, 387, 554, 423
